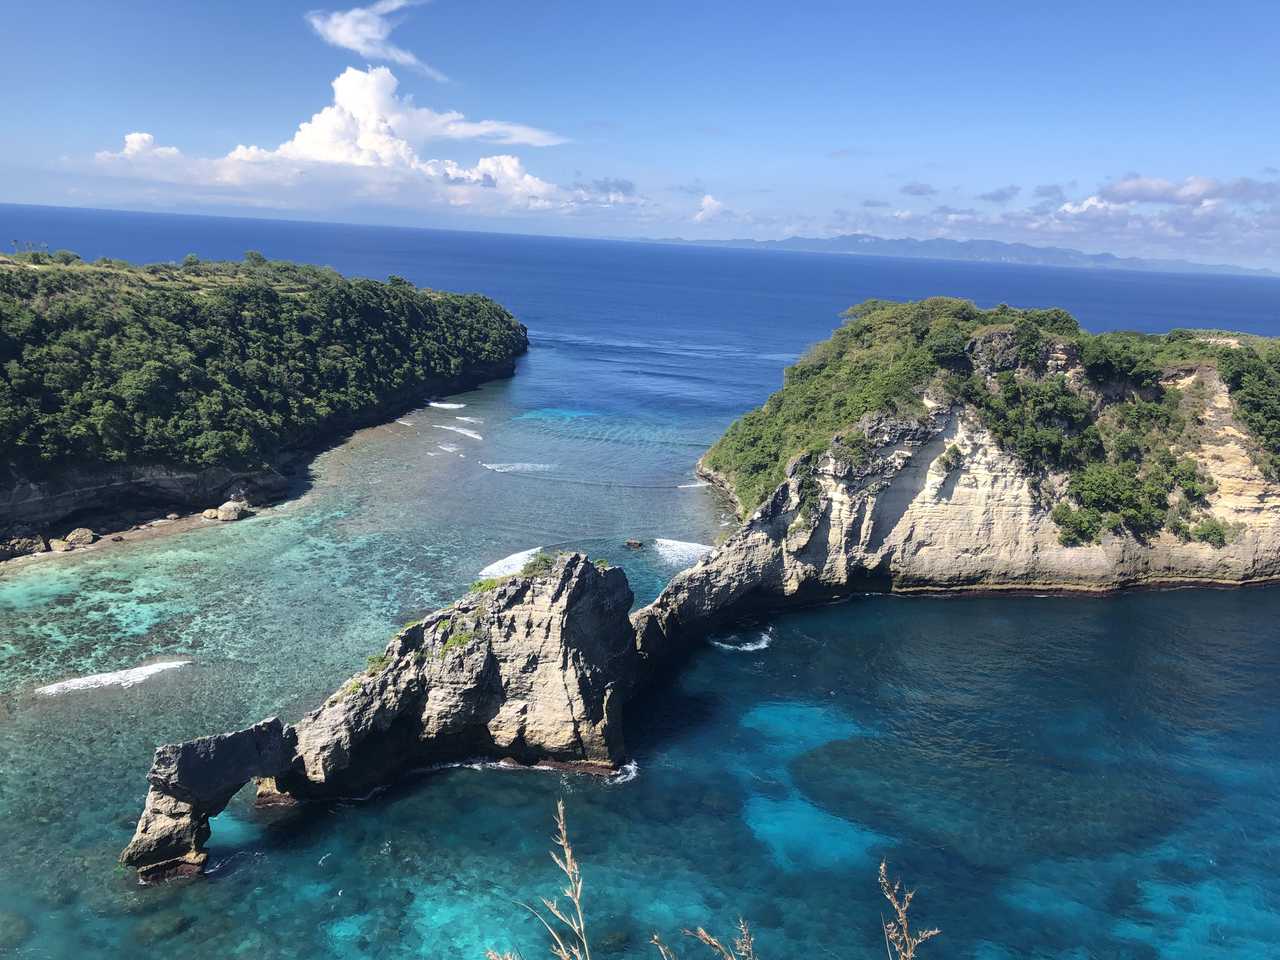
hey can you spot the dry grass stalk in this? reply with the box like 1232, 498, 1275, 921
650, 918, 757, 960
878, 860, 940, 960
486, 799, 593, 960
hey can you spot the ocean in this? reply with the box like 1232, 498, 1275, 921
2, 203, 1279, 958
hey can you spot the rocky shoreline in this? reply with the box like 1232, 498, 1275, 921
0, 358, 521, 565
116, 344, 1280, 882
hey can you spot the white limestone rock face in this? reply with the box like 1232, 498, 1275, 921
634, 368, 1280, 655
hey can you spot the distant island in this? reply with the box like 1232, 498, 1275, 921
0, 250, 527, 558
652, 233, 1278, 278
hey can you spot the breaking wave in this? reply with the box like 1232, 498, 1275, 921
437, 443, 460, 453
479, 547, 542, 577
433, 424, 483, 441
711, 629, 773, 653
429, 401, 466, 409
455, 416, 484, 424
677, 481, 710, 488
609, 760, 640, 784
481, 462, 556, 474
36, 660, 192, 696
653, 538, 714, 566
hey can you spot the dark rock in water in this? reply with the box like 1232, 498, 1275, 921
131, 909, 197, 945
110, 535, 125, 542
0, 533, 47, 560
121, 554, 640, 879
790, 735, 1215, 870
0, 910, 33, 949
625, 539, 643, 550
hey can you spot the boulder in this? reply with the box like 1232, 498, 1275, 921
201, 509, 219, 520
0, 534, 47, 560
166, 512, 180, 520
49, 539, 73, 552
216, 501, 248, 521
65, 527, 96, 546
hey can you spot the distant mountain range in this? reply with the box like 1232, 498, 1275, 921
652, 233, 1276, 278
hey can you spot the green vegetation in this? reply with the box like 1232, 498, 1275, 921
0, 251, 526, 472
365, 653, 390, 673
468, 576, 507, 593
440, 630, 476, 655
705, 297, 1269, 545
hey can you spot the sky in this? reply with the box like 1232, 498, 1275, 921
3, 0, 1279, 267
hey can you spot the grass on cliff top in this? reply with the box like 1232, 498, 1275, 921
703, 297, 1280, 545
0, 249, 526, 473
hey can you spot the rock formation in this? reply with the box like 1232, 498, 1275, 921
121, 553, 637, 879
634, 366, 1280, 655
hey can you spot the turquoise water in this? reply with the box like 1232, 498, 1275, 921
2, 206, 1280, 957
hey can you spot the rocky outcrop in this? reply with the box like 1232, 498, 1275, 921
215, 500, 248, 522
121, 553, 637, 879
635, 367, 1280, 655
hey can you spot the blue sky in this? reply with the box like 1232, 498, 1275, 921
4, 0, 1279, 266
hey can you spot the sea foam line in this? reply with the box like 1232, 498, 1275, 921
36, 660, 192, 696
710, 629, 773, 653
455, 416, 484, 424
677, 481, 710, 488
481, 462, 556, 474
479, 546, 542, 577
653, 538, 714, 565
429, 401, 466, 409
433, 424, 483, 441
609, 760, 640, 784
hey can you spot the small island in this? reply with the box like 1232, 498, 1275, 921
0, 250, 528, 558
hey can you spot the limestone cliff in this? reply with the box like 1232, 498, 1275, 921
121, 553, 635, 880
635, 365, 1280, 654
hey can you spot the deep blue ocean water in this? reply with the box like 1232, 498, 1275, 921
2, 203, 1280, 958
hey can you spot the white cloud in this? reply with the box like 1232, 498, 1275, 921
693, 194, 724, 222
1100, 174, 1279, 206
95, 132, 181, 162
306, 0, 448, 82
91, 67, 639, 219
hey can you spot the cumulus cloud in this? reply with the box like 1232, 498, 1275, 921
693, 194, 725, 222
978, 184, 1020, 204
900, 181, 938, 197
92, 66, 595, 215
306, 0, 447, 82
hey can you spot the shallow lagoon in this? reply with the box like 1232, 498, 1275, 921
2, 208, 1279, 957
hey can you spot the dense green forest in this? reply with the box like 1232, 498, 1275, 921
703, 297, 1280, 545
0, 251, 526, 472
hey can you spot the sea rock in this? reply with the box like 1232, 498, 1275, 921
624, 539, 643, 550
201, 509, 219, 520
49, 538, 73, 552
0, 910, 33, 949
121, 554, 638, 878
65, 527, 96, 546
166, 512, 180, 520
120, 718, 297, 880
0, 533, 47, 560
216, 500, 248, 521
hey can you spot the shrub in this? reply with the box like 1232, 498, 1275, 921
365, 653, 390, 673
1191, 517, 1229, 548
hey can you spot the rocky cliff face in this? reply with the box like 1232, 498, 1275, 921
121, 553, 636, 880
635, 366, 1280, 653
0, 360, 520, 561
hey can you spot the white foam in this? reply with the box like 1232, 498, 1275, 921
437, 443, 460, 453
653, 538, 714, 566
711, 629, 773, 653
481, 462, 556, 474
609, 760, 640, 784
433, 424, 483, 441
479, 546, 542, 577
36, 660, 192, 696
396, 419, 415, 427
677, 481, 710, 488
429, 401, 466, 409
455, 416, 484, 424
